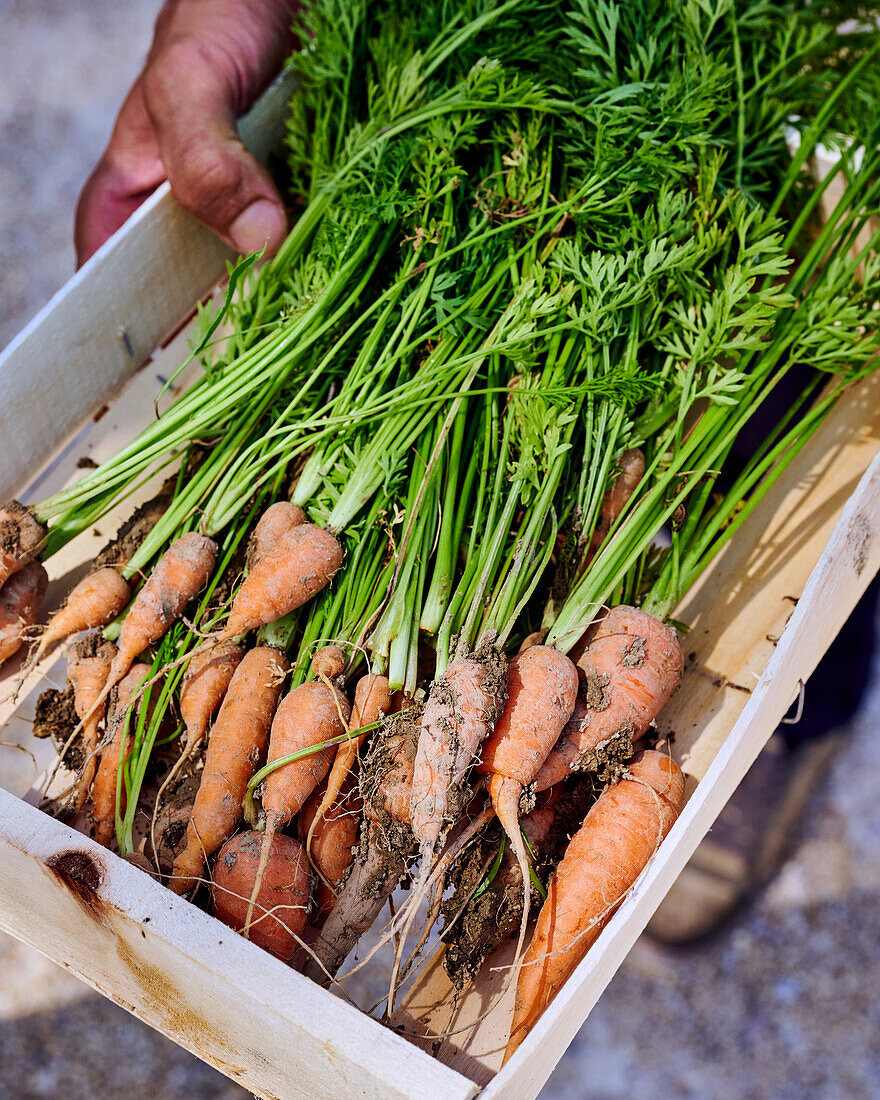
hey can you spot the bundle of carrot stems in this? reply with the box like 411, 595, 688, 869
3, 0, 880, 1055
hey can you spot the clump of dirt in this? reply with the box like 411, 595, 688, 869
33, 685, 84, 770
442, 776, 598, 990
93, 449, 206, 570
570, 724, 634, 784
149, 770, 200, 876
359, 706, 421, 858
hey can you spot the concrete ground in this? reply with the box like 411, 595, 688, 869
2, 3, 880, 1098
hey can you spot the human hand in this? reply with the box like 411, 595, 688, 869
75, 0, 299, 267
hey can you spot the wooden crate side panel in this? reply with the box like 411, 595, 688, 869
0, 789, 477, 1100
483, 450, 880, 1100
0, 72, 296, 503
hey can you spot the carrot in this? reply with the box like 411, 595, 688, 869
389, 657, 503, 1011
91, 662, 152, 847
311, 644, 346, 681
78, 533, 217, 734
0, 561, 48, 665
0, 500, 45, 590
211, 830, 309, 960
505, 750, 684, 1060
535, 606, 683, 791
179, 640, 243, 758
476, 647, 578, 973
150, 639, 245, 858
410, 658, 501, 855
579, 448, 645, 576
170, 646, 287, 894
299, 777, 361, 920
305, 672, 391, 865
28, 567, 130, 666
220, 523, 342, 640
243, 680, 350, 934
303, 698, 417, 980
246, 501, 306, 569
67, 637, 117, 809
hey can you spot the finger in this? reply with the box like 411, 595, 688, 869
143, 39, 288, 256
75, 79, 166, 266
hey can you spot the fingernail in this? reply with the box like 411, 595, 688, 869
229, 199, 287, 256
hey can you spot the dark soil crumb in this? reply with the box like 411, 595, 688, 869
76, 455, 98, 469
34, 684, 84, 771
570, 724, 634, 784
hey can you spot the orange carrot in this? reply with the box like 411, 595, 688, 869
92, 662, 152, 847
211, 830, 309, 960
67, 638, 117, 809
179, 640, 243, 758
311, 644, 346, 681
299, 777, 361, 920
0, 561, 47, 665
0, 500, 45, 590
305, 672, 391, 863
579, 448, 645, 575
29, 567, 130, 666
220, 524, 342, 640
246, 501, 306, 569
505, 750, 684, 1059
79, 533, 217, 733
170, 646, 287, 894
244, 680, 350, 933
535, 606, 683, 791
476, 646, 578, 969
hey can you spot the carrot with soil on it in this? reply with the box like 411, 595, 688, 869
535, 606, 683, 791
220, 523, 342, 641
305, 671, 391, 867
243, 679, 351, 935
0, 501, 45, 591
75, 532, 218, 736
91, 661, 152, 847
67, 637, 117, 809
0, 561, 48, 666
475, 646, 578, 979
304, 698, 418, 981
211, 830, 310, 960
246, 501, 306, 570
27, 567, 130, 667
299, 776, 362, 920
504, 749, 685, 1060
388, 656, 504, 1013
169, 645, 288, 894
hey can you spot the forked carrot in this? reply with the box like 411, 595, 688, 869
246, 501, 306, 569
305, 672, 391, 864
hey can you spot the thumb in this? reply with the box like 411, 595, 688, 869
142, 42, 288, 256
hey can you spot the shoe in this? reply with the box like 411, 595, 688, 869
646, 731, 842, 946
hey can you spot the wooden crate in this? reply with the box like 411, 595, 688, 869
1, 81, 879, 1099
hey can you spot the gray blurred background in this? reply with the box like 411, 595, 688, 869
2, 2, 880, 1097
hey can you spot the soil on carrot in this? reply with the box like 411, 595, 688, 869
570, 724, 635, 784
